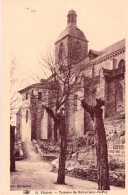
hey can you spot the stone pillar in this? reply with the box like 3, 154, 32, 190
112, 58, 117, 69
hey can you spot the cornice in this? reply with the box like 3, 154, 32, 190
90, 47, 125, 66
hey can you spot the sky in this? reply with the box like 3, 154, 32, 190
2, 0, 127, 89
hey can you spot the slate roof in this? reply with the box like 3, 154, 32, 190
56, 26, 88, 43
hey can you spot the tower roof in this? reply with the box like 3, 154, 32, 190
55, 10, 88, 43
67, 9, 77, 16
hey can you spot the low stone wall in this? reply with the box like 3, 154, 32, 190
52, 166, 125, 188
33, 139, 125, 188
66, 168, 125, 188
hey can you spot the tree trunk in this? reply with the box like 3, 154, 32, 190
94, 108, 110, 190
54, 122, 59, 142
10, 125, 15, 172
57, 116, 67, 184
42, 106, 67, 184
81, 99, 110, 190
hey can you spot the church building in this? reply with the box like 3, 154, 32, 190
16, 10, 125, 148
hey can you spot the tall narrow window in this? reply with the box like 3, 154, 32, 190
38, 92, 42, 100
26, 93, 28, 100
31, 90, 34, 98
26, 110, 28, 123
73, 41, 81, 60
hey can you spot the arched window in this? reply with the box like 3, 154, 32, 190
58, 42, 64, 60
38, 92, 42, 100
26, 110, 28, 123
73, 41, 81, 60
118, 59, 125, 68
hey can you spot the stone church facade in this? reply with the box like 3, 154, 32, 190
16, 10, 125, 168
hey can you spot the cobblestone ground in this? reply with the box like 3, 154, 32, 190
10, 141, 123, 191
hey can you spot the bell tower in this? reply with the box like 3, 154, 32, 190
67, 9, 77, 26
55, 10, 88, 68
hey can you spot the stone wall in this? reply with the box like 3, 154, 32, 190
74, 117, 125, 171
18, 86, 50, 141
105, 75, 125, 118
55, 36, 69, 68
105, 117, 125, 170
31, 91, 49, 140
66, 115, 125, 187
68, 36, 88, 61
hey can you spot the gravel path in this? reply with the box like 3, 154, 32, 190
10, 141, 123, 191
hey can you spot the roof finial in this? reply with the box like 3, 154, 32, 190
67, 10, 77, 26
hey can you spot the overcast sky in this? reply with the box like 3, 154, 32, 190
2, 0, 127, 88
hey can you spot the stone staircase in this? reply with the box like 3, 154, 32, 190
22, 141, 41, 161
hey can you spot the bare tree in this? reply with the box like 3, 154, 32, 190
81, 98, 110, 190
10, 57, 19, 172
40, 50, 86, 184
10, 57, 21, 114
10, 57, 31, 118
40, 49, 85, 140
34, 47, 110, 188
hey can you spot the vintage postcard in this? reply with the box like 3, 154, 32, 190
1, 0, 128, 194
